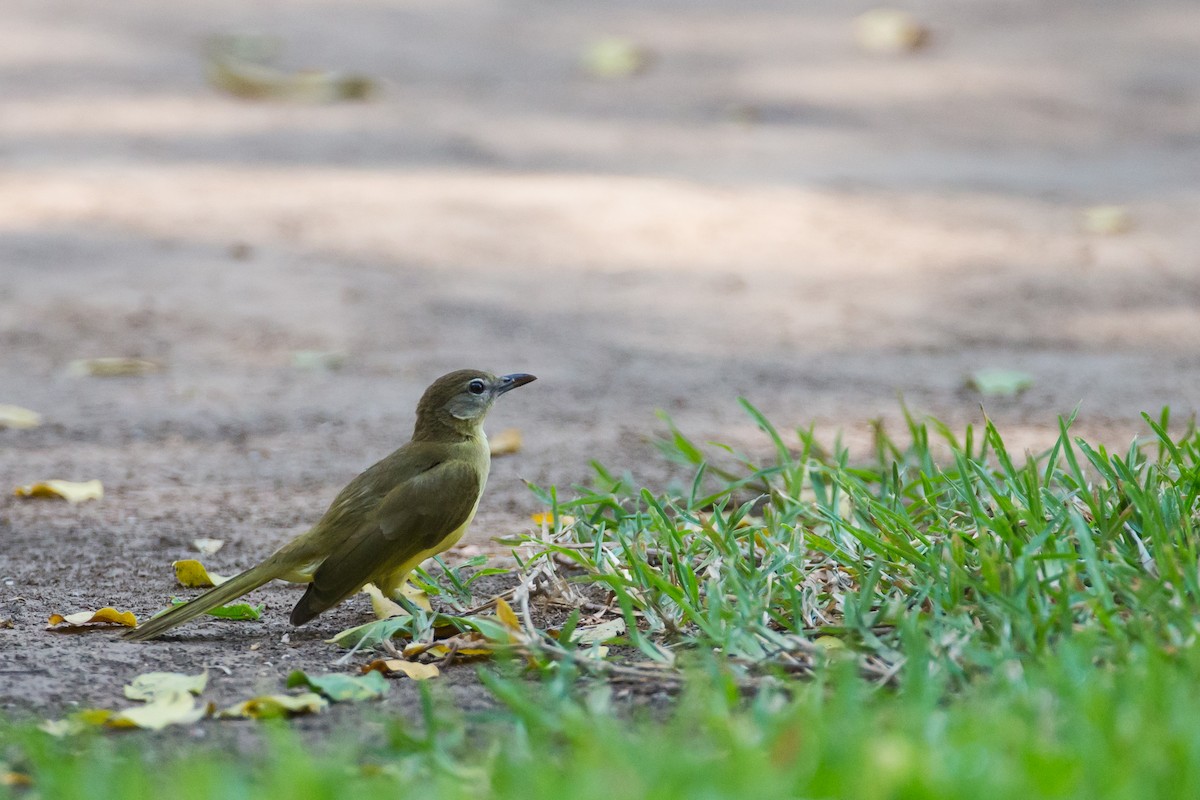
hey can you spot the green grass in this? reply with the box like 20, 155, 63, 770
6, 403, 1200, 798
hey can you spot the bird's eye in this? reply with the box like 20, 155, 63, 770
468, 379, 486, 395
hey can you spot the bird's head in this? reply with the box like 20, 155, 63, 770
414, 369, 536, 439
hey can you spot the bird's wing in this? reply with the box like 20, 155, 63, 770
290, 458, 482, 624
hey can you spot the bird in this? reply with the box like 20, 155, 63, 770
123, 369, 536, 641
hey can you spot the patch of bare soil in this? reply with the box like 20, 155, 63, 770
2, 0, 1198, 727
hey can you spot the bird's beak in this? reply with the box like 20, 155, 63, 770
496, 373, 537, 395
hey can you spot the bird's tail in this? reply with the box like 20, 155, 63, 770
122, 563, 281, 641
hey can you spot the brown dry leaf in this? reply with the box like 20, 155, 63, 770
405, 632, 494, 660
854, 8, 930, 55
192, 538, 225, 556
14, 479, 103, 504
48, 607, 137, 629
489, 427, 524, 457
173, 559, 230, 588
363, 659, 441, 680
0, 404, 41, 429
67, 357, 161, 377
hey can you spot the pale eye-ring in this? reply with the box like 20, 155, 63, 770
468, 379, 487, 395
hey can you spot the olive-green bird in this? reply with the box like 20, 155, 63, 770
123, 369, 536, 641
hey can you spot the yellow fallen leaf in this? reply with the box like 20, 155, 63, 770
67, 357, 161, 377
48, 607, 138, 629
0, 404, 41, 429
192, 538, 225, 555
495, 597, 520, 631
206, 33, 374, 103
217, 692, 328, 720
173, 559, 230, 588
1081, 205, 1133, 235
124, 671, 208, 702
107, 691, 209, 731
363, 659, 440, 680
15, 479, 103, 504
489, 428, 523, 457
854, 8, 930, 55
531, 512, 576, 527
363, 582, 431, 619
582, 36, 652, 78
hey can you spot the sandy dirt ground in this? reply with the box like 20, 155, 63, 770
2, 0, 1199, 727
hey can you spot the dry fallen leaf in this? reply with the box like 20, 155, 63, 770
192, 538, 225, 556
14, 479, 103, 504
0, 404, 41, 429
489, 428, 524, 457
363, 582, 430, 620
124, 671, 209, 702
206, 33, 374, 103
173, 559, 230, 588
217, 692, 328, 720
363, 659, 441, 680
854, 8, 930, 55
495, 597, 521, 631
570, 617, 626, 645
107, 691, 209, 731
67, 357, 161, 377
48, 607, 138, 629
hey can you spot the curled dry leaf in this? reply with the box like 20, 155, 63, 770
67, 357, 161, 377
14, 479, 103, 504
488, 428, 524, 457
192, 538, 225, 556
48, 607, 137, 629
206, 33, 374, 103
217, 692, 328, 720
124, 671, 208, 702
363, 659, 440, 680
853, 8, 930, 55
173, 559, 230, 588
0, 404, 41, 429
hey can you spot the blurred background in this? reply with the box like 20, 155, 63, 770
1, 0, 1199, 531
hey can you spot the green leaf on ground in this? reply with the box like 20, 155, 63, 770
286, 669, 389, 702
